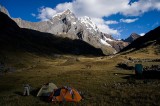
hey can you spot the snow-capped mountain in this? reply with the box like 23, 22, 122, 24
79, 16, 99, 33
12, 9, 127, 54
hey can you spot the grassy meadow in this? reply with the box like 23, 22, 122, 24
0, 51, 160, 106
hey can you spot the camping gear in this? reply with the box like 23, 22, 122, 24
37, 83, 58, 97
23, 84, 31, 96
135, 64, 143, 75
49, 86, 82, 102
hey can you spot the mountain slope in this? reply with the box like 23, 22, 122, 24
120, 26, 160, 54
0, 12, 104, 56
123, 33, 140, 43
12, 9, 127, 54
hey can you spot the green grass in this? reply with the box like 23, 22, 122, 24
0, 53, 160, 106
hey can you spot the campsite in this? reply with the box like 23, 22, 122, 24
0, 51, 160, 106
0, 1, 160, 105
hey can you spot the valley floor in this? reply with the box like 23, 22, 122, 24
0, 53, 160, 106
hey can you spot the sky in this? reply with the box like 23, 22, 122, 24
1, 0, 160, 39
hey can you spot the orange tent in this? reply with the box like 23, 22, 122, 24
49, 86, 82, 102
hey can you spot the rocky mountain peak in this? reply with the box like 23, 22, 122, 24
130, 33, 140, 38
63, 9, 72, 14
123, 33, 140, 43
79, 16, 99, 33
0, 4, 10, 17
52, 9, 76, 19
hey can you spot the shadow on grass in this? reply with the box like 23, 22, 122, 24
14, 88, 39, 97
14, 91, 23, 96
119, 72, 160, 80
30, 88, 39, 97
116, 63, 134, 70
30, 88, 50, 103
14, 88, 51, 103
141, 71, 160, 79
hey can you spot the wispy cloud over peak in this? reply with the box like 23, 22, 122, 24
120, 18, 138, 23
105, 20, 119, 25
37, 7, 57, 21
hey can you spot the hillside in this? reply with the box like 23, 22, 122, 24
120, 26, 160, 54
0, 12, 104, 56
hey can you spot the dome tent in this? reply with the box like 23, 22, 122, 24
37, 83, 58, 97
48, 86, 82, 102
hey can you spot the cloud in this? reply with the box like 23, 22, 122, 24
105, 20, 119, 25
121, 0, 160, 16
31, 13, 36, 17
98, 24, 120, 35
91, 18, 120, 35
120, 18, 138, 23
36, 0, 160, 35
72, 0, 129, 17
46, 0, 160, 17
140, 33, 145, 36
56, 2, 73, 13
37, 7, 57, 21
